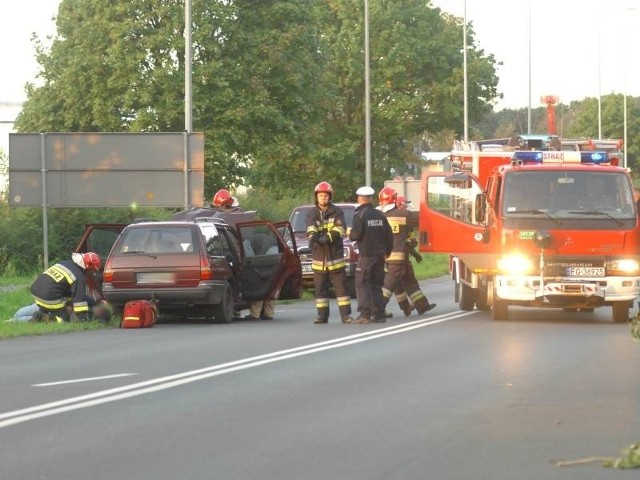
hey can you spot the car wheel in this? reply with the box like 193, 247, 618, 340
213, 284, 235, 324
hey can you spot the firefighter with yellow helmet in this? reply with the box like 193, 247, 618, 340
306, 181, 353, 324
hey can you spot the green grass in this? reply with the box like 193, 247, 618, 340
0, 253, 449, 339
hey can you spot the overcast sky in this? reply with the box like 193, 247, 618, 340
1, 0, 638, 111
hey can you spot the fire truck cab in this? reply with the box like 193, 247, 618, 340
418, 138, 640, 322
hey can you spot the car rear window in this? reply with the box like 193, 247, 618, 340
118, 227, 195, 254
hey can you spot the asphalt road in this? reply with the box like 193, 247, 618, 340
1, 277, 639, 480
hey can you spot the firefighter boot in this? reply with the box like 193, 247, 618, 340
415, 298, 437, 315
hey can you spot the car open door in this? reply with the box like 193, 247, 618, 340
74, 223, 126, 300
237, 221, 302, 301
420, 172, 499, 255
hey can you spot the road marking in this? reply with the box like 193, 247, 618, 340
32, 373, 138, 387
0, 310, 476, 428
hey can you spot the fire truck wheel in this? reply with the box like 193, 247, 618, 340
457, 283, 476, 311
492, 298, 509, 320
612, 302, 629, 323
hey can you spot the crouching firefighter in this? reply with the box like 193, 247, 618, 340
306, 181, 353, 324
30, 252, 101, 323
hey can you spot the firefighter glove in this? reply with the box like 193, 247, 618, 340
317, 233, 329, 246
411, 250, 423, 263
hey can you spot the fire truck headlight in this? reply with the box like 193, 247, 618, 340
497, 254, 535, 275
343, 247, 350, 258
606, 259, 640, 275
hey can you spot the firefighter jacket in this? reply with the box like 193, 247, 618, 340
30, 260, 90, 316
381, 206, 418, 263
349, 203, 393, 257
306, 203, 347, 272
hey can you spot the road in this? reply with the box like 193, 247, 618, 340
1, 277, 639, 480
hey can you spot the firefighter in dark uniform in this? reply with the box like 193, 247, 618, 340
306, 181, 353, 324
381, 192, 436, 316
30, 252, 101, 323
349, 186, 393, 324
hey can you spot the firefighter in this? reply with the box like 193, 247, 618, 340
378, 188, 436, 317
306, 181, 353, 324
349, 186, 394, 324
30, 252, 101, 323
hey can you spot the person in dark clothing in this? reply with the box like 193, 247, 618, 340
348, 186, 393, 324
306, 181, 353, 324
30, 252, 101, 323
378, 189, 436, 317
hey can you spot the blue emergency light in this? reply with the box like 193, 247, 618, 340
512, 150, 609, 165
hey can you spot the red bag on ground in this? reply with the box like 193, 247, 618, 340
120, 300, 158, 328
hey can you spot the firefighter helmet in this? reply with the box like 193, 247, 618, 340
378, 186, 397, 206
314, 181, 333, 199
72, 252, 101, 271
212, 189, 233, 208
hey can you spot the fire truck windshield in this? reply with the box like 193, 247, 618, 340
502, 171, 636, 220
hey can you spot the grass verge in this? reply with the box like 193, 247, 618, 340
0, 254, 449, 339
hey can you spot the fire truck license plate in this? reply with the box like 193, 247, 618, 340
302, 264, 313, 274
565, 267, 605, 277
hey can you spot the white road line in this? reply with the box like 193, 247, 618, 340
32, 373, 138, 387
0, 311, 476, 428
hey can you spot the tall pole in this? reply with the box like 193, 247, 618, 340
184, 0, 193, 208
364, 0, 372, 186
527, 0, 531, 134
185, 0, 193, 133
597, 15, 602, 140
463, 0, 468, 142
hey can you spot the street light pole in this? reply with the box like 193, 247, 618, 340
462, 0, 468, 142
364, 0, 372, 187
598, 6, 635, 143
527, 0, 531, 134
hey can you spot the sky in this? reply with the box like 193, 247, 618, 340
1, 0, 639, 130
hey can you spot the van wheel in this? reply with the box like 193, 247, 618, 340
213, 285, 235, 323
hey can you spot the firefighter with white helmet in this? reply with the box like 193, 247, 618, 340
306, 181, 353, 324
378, 187, 436, 317
30, 252, 102, 323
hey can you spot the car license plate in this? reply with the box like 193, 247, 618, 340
565, 267, 605, 277
301, 264, 313, 274
137, 272, 175, 284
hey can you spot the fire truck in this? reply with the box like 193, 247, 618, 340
418, 134, 640, 322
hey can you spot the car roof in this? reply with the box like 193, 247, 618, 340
125, 218, 230, 228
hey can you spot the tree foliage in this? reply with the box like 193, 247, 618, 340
15, 0, 500, 202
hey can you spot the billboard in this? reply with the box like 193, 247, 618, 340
8, 132, 205, 208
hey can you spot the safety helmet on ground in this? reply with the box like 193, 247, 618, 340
378, 186, 398, 206
314, 181, 333, 199
212, 188, 234, 207
72, 252, 101, 271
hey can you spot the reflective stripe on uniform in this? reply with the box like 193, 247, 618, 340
33, 296, 68, 310
312, 258, 346, 271
43, 264, 76, 285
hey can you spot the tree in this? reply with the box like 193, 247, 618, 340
15, 0, 500, 201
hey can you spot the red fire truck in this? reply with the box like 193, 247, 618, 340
418, 135, 640, 322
